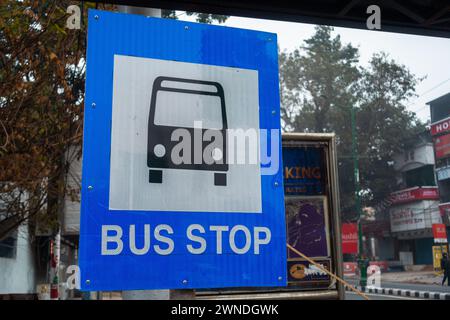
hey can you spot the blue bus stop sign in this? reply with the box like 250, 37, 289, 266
79, 9, 286, 291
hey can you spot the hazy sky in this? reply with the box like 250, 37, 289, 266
220, 16, 450, 123
177, 13, 450, 123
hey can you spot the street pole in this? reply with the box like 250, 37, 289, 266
115, 4, 169, 301
50, 230, 61, 300
350, 105, 368, 288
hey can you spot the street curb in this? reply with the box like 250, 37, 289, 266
345, 285, 450, 300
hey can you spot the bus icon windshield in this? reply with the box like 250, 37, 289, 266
147, 76, 228, 186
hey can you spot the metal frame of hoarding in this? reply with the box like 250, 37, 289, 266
196, 133, 344, 300
282, 133, 344, 300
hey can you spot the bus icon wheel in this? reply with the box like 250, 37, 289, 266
149, 170, 163, 183
214, 173, 226, 186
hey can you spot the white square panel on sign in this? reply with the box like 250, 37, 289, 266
109, 55, 262, 213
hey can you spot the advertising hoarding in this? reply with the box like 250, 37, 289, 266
390, 202, 442, 233
282, 145, 327, 196
433, 133, 450, 159
342, 223, 358, 254
285, 197, 330, 259
431, 117, 450, 136
432, 223, 448, 243
389, 187, 439, 205
281, 141, 334, 289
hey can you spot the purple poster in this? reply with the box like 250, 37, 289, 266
286, 197, 330, 259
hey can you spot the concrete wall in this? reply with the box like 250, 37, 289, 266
377, 237, 395, 260
414, 237, 434, 265
393, 143, 435, 172
63, 150, 81, 235
390, 200, 441, 233
0, 223, 36, 294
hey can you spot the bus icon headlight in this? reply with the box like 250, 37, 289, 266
212, 148, 223, 161
153, 144, 166, 158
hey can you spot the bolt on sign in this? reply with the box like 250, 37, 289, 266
79, 10, 287, 291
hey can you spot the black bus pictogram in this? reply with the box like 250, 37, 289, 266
147, 76, 228, 186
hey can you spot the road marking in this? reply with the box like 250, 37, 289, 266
347, 292, 420, 300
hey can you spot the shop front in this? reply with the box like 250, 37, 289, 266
389, 187, 441, 266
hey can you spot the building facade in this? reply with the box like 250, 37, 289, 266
389, 131, 442, 265
428, 92, 450, 244
0, 223, 37, 295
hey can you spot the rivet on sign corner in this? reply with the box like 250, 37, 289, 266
88, 185, 93, 191
182, 279, 188, 285
91, 102, 96, 109
274, 181, 279, 187
272, 110, 276, 115
184, 26, 189, 30
94, 15, 99, 20
86, 280, 91, 285
278, 276, 283, 281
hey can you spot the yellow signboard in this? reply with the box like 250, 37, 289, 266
433, 245, 449, 274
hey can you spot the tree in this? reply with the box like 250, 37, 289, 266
280, 26, 360, 215
0, 0, 90, 240
279, 26, 360, 132
0, 1, 229, 241
162, 10, 228, 24
357, 53, 425, 209
279, 26, 424, 219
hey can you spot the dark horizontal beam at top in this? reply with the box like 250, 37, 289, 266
85, 0, 450, 38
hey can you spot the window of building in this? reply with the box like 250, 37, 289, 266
0, 229, 18, 259
436, 157, 450, 169
0, 208, 19, 259
403, 165, 436, 187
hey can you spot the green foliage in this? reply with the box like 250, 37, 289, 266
0, 0, 91, 237
162, 10, 228, 24
357, 53, 425, 210
280, 26, 425, 219
280, 26, 360, 132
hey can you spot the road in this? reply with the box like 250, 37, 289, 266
346, 292, 419, 300
344, 277, 450, 300
346, 278, 450, 292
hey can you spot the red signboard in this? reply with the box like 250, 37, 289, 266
390, 187, 439, 205
433, 133, 450, 159
362, 220, 390, 236
342, 223, 358, 254
369, 261, 388, 272
432, 223, 448, 243
343, 262, 357, 275
343, 261, 388, 275
431, 117, 450, 136
439, 203, 450, 217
